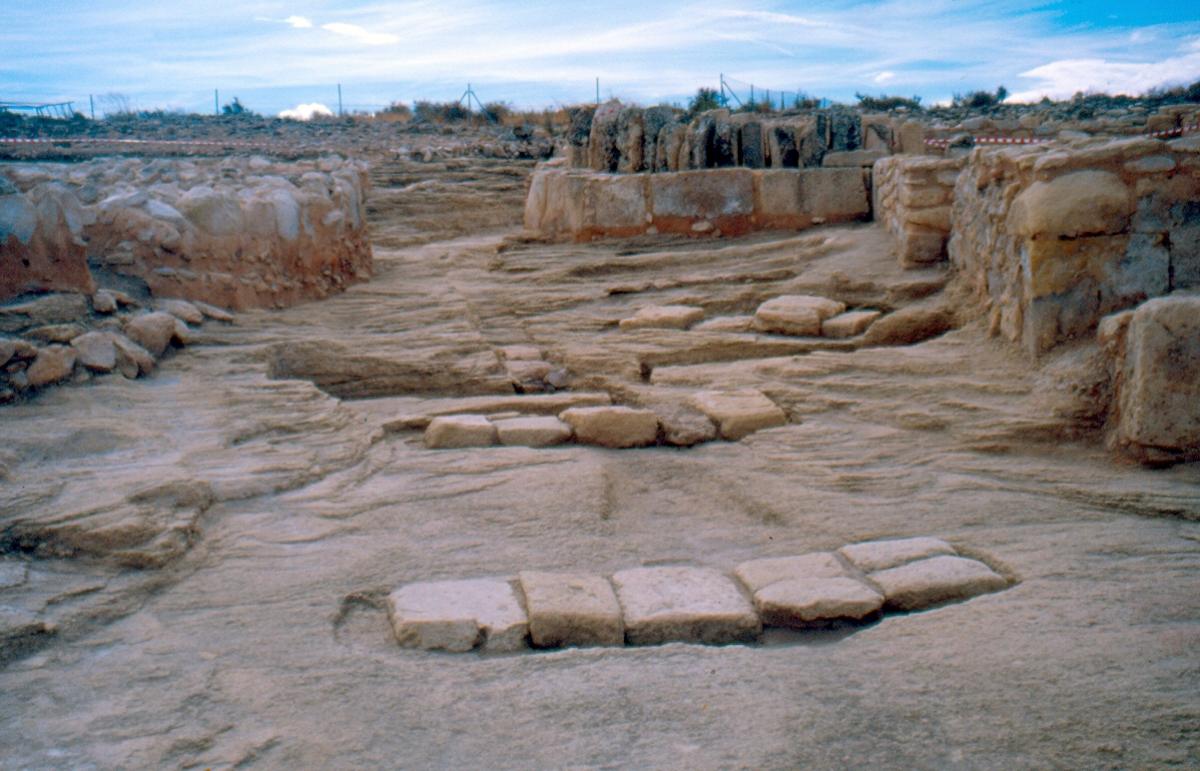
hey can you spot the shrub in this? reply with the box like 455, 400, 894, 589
413, 100, 471, 123
221, 97, 257, 117
952, 86, 1008, 109
855, 93, 922, 111
687, 87, 722, 116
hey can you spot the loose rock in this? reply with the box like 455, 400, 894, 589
124, 312, 178, 357
689, 389, 787, 440
25, 345, 77, 387
424, 415, 498, 449
560, 406, 658, 448
754, 295, 846, 336
70, 331, 117, 372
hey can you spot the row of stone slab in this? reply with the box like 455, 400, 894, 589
386, 537, 1010, 653
423, 390, 789, 450
618, 295, 881, 339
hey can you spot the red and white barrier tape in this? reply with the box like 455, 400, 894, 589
925, 121, 1200, 149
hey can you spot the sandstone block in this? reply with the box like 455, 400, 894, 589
71, 331, 117, 372
868, 555, 1007, 611
25, 324, 84, 344
124, 312, 177, 357
518, 571, 623, 647
798, 167, 870, 221
500, 345, 542, 361
505, 359, 552, 383
387, 579, 528, 652
861, 304, 957, 346
611, 566, 760, 645
755, 577, 884, 627
618, 305, 705, 331
1116, 295, 1200, 462
649, 169, 753, 221
689, 389, 787, 440
25, 345, 76, 387
1008, 170, 1133, 238
560, 406, 658, 448
494, 416, 572, 447
754, 295, 846, 336
839, 537, 956, 573
111, 334, 155, 378
733, 552, 847, 594
192, 300, 234, 323
424, 415, 498, 449
821, 310, 881, 339
822, 149, 886, 167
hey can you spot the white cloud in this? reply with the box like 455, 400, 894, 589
1008, 46, 1200, 102
279, 102, 333, 120
320, 22, 399, 46
285, 16, 313, 29
873, 71, 896, 84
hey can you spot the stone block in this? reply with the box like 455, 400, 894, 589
123, 312, 177, 357
424, 415, 499, 449
155, 298, 204, 325
838, 537, 956, 573
899, 225, 948, 267
798, 168, 870, 221
1116, 295, 1200, 462
733, 552, 847, 594
501, 345, 542, 361
387, 579, 528, 652
822, 149, 886, 167
1008, 171, 1133, 238
494, 416, 572, 447
689, 389, 787, 440
505, 359, 552, 383
71, 331, 117, 372
755, 577, 884, 627
560, 406, 658, 448
821, 310, 881, 339
25, 345, 76, 387
869, 555, 1007, 611
585, 174, 648, 235
754, 295, 846, 336
619, 305, 705, 331
518, 571, 623, 647
649, 169, 753, 230
753, 170, 806, 228
611, 566, 761, 645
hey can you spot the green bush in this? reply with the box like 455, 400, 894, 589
952, 86, 1008, 109
855, 93, 922, 111
687, 87, 722, 116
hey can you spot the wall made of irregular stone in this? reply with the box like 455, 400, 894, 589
948, 135, 1200, 353
0, 155, 372, 309
525, 166, 871, 240
872, 156, 964, 268
0, 177, 95, 299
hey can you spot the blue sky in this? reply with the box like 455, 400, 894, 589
2, 1, 1199, 116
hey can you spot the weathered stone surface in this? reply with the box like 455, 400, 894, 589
156, 298, 204, 325
518, 571, 624, 647
0, 183, 94, 301
0, 292, 89, 333
124, 312, 177, 357
92, 289, 118, 314
689, 389, 787, 440
619, 305, 705, 331
692, 315, 754, 333
111, 334, 155, 378
839, 537, 956, 573
505, 359, 552, 383
799, 168, 871, 221
650, 169, 754, 227
494, 416, 572, 447
500, 345, 542, 362
387, 579, 528, 652
869, 555, 1007, 611
560, 406, 658, 448
424, 415, 498, 449
755, 577, 884, 626
0, 608, 56, 664
0, 559, 28, 589
192, 300, 234, 323
25, 345, 77, 387
25, 323, 85, 344
821, 310, 881, 339
861, 304, 956, 346
754, 295, 846, 336
611, 566, 760, 645
1008, 170, 1133, 238
1115, 294, 1200, 462
70, 331, 118, 373
733, 552, 847, 594
822, 150, 886, 167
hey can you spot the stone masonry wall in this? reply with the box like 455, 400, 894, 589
525, 165, 871, 240
948, 135, 1200, 353
872, 156, 964, 268
1, 155, 372, 309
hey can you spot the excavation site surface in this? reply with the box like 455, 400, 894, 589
2, 146, 1199, 769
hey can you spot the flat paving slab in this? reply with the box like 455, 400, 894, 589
494, 416, 572, 447
611, 566, 760, 645
560, 406, 659, 448
689, 389, 787, 440
733, 552, 848, 594
424, 414, 498, 449
755, 577, 884, 627
387, 579, 528, 652
869, 555, 1008, 611
838, 536, 956, 573
518, 571, 624, 647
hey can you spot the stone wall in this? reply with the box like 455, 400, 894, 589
1, 155, 372, 309
569, 102, 895, 174
524, 165, 871, 239
948, 135, 1200, 353
872, 156, 964, 268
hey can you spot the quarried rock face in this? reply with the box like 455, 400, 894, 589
2, 156, 372, 310
873, 155, 963, 268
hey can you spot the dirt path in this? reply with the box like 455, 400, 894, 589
1, 155, 1198, 769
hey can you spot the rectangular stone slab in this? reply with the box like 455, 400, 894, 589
755, 577, 883, 627
387, 579, 528, 652
838, 537, 956, 573
868, 556, 1008, 611
518, 571, 624, 647
733, 552, 848, 594
689, 389, 787, 441
611, 566, 761, 645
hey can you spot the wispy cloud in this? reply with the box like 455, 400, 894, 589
873, 71, 896, 85
1009, 43, 1200, 101
320, 22, 399, 46
286, 16, 313, 29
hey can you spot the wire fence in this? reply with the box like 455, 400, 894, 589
719, 75, 832, 111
